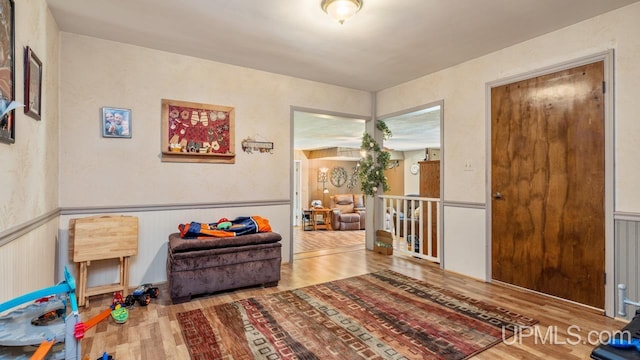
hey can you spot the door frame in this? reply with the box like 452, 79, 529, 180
293, 160, 302, 227
485, 50, 615, 316
378, 100, 445, 267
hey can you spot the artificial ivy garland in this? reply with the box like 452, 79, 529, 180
358, 120, 392, 196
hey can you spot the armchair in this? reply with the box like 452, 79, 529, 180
330, 194, 366, 230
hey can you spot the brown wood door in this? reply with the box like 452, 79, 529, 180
420, 160, 440, 257
491, 61, 605, 309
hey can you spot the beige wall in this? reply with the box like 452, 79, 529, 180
54, 33, 371, 287
0, 0, 60, 302
378, 3, 640, 208
58, 33, 371, 208
377, 2, 640, 281
403, 150, 425, 195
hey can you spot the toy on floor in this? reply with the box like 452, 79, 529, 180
111, 292, 126, 309
110, 305, 128, 324
124, 284, 159, 307
109, 291, 129, 324
0, 266, 81, 359
73, 307, 111, 341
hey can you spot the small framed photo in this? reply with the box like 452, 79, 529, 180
102, 107, 132, 138
24, 46, 42, 120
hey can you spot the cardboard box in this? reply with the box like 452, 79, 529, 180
375, 230, 394, 255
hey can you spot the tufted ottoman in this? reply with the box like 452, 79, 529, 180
166, 231, 282, 304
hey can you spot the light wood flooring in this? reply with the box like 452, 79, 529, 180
293, 226, 365, 254
76, 233, 627, 359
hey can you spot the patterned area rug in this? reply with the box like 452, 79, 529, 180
177, 270, 537, 359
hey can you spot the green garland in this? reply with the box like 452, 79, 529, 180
358, 121, 392, 196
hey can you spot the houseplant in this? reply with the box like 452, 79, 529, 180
358, 121, 392, 196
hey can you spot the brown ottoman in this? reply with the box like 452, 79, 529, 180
166, 232, 282, 304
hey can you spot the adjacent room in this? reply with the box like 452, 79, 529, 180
2, 0, 640, 359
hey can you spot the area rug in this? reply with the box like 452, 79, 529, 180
177, 270, 537, 359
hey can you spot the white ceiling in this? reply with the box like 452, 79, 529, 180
45, 0, 638, 153
45, 0, 639, 92
294, 106, 441, 152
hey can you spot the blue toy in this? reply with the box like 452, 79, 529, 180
0, 266, 81, 359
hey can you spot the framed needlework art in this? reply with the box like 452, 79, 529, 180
161, 99, 235, 163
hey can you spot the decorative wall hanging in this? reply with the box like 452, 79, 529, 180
102, 107, 132, 138
241, 137, 274, 154
0, 0, 15, 144
330, 166, 348, 187
346, 163, 360, 190
24, 46, 42, 120
161, 99, 235, 163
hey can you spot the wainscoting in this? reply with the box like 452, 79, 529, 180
615, 217, 640, 319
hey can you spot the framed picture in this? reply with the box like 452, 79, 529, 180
24, 46, 42, 120
102, 107, 132, 138
0, 0, 15, 144
160, 99, 235, 163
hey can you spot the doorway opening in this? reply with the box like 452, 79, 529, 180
292, 103, 443, 258
292, 109, 366, 255
379, 103, 443, 263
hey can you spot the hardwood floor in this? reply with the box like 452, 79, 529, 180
293, 226, 364, 254
77, 241, 627, 359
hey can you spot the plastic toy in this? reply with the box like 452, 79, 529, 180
0, 266, 81, 359
73, 308, 111, 341
216, 217, 232, 230
110, 304, 128, 324
124, 284, 159, 307
111, 291, 126, 309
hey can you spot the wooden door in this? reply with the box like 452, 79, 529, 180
491, 61, 605, 308
420, 160, 439, 258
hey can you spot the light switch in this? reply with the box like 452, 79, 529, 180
464, 160, 473, 171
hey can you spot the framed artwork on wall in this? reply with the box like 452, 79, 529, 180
102, 107, 132, 138
0, 0, 15, 144
24, 46, 42, 120
160, 98, 235, 163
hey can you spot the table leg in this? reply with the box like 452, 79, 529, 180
122, 257, 130, 296
78, 261, 87, 307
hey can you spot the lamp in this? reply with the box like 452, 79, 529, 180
321, 0, 362, 24
319, 167, 329, 206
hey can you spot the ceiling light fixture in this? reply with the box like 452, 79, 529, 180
321, 0, 362, 24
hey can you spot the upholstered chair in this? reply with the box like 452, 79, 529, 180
330, 194, 366, 230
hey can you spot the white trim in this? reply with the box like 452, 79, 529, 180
293, 160, 302, 227
615, 212, 640, 222
485, 50, 615, 316
0, 209, 60, 247
59, 200, 289, 214
289, 105, 370, 259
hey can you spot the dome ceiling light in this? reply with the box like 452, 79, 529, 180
321, 0, 363, 24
